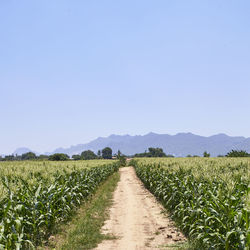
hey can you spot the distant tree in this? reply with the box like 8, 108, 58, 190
102, 147, 112, 159
203, 151, 210, 157
97, 150, 101, 158
116, 150, 126, 166
119, 155, 126, 166
134, 147, 167, 158
72, 154, 81, 160
217, 155, 225, 157
226, 150, 250, 157
48, 153, 69, 161
81, 150, 97, 160
3, 155, 16, 161
148, 147, 166, 157
134, 152, 148, 157
13, 154, 21, 161
166, 154, 175, 158
186, 154, 200, 157
37, 154, 49, 160
21, 152, 37, 160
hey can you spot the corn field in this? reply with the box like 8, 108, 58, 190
0, 160, 114, 199
131, 158, 250, 249
0, 160, 119, 249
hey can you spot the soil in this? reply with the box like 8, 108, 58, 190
95, 167, 186, 250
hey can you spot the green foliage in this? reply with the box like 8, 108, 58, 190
0, 163, 119, 248
118, 156, 126, 167
134, 147, 167, 157
166, 154, 175, 158
0, 153, 49, 161
48, 153, 70, 161
186, 155, 200, 158
97, 150, 101, 158
226, 150, 250, 157
131, 160, 249, 249
116, 150, 126, 167
81, 150, 97, 160
37, 154, 49, 160
102, 147, 112, 159
0, 160, 117, 198
21, 152, 37, 160
203, 151, 210, 157
1, 155, 16, 161
72, 154, 81, 160
148, 147, 167, 157
59, 172, 120, 249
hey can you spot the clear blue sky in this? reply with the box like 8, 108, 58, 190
0, 0, 250, 154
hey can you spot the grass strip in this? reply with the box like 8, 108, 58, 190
46, 171, 120, 250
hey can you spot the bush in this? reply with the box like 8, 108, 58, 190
102, 147, 112, 159
21, 152, 37, 160
226, 150, 250, 157
81, 150, 97, 160
37, 154, 49, 160
134, 147, 167, 157
203, 151, 210, 157
48, 153, 69, 161
72, 154, 81, 160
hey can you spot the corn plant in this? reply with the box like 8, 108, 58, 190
0, 162, 119, 249
132, 160, 249, 249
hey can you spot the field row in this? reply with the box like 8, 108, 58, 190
131, 158, 249, 249
0, 160, 114, 198
0, 161, 119, 249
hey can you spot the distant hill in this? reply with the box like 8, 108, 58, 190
13, 147, 33, 156
44, 132, 250, 157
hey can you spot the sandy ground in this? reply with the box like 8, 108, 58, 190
95, 167, 186, 250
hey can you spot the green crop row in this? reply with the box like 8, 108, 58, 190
0, 162, 119, 249
0, 160, 115, 198
132, 160, 249, 249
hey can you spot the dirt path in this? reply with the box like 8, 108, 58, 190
95, 167, 186, 250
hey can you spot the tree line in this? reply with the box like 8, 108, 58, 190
134, 147, 174, 158
0, 147, 113, 161
186, 150, 250, 158
134, 148, 250, 158
0, 148, 249, 161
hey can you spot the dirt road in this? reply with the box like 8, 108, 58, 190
95, 167, 186, 250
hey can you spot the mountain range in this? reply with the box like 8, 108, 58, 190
13, 132, 250, 157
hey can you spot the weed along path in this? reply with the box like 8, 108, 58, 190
95, 167, 186, 250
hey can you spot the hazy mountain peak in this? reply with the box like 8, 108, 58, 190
145, 132, 158, 136
108, 134, 118, 138
210, 133, 228, 137
13, 147, 33, 156
12, 132, 250, 157
175, 132, 195, 136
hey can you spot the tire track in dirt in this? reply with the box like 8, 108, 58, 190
95, 167, 186, 250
